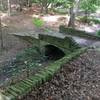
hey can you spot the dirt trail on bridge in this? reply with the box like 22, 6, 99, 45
22, 46, 100, 100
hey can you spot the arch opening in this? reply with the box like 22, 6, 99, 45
45, 45, 65, 60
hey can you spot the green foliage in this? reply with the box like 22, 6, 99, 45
32, 18, 44, 28
53, 0, 74, 9
13, 46, 47, 79
32, 0, 38, 3
96, 30, 100, 37
16, 46, 46, 65
91, 18, 100, 24
80, 0, 100, 13
77, 16, 91, 23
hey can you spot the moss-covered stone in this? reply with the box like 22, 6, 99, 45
1, 48, 87, 100
13, 31, 80, 55
39, 34, 80, 54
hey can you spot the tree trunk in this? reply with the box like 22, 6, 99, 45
45, 5, 48, 14
18, 0, 23, 11
0, 0, 3, 10
0, 16, 4, 49
7, 0, 11, 16
27, 0, 32, 7
41, 5, 43, 13
84, 10, 90, 23
68, 6, 75, 28
68, 0, 80, 28
41, 0, 49, 14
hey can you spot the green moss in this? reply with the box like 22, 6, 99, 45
39, 34, 80, 54
2, 48, 87, 100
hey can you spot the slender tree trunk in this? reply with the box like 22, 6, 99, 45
68, 0, 80, 28
0, 0, 3, 10
18, 0, 23, 11
41, 5, 43, 13
41, 0, 49, 14
27, 0, 32, 7
45, 5, 48, 14
40, 0, 44, 13
7, 0, 11, 16
84, 10, 90, 23
68, 6, 75, 28
0, 16, 4, 49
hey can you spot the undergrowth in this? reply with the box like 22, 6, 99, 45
77, 16, 100, 24
96, 30, 100, 37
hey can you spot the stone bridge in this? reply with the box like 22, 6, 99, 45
10, 26, 100, 54
10, 30, 80, 57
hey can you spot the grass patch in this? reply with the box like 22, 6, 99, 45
32, 18, 44, 28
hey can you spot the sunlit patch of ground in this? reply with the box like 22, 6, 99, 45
41, 15, 69, 22
77, 24, 100, 33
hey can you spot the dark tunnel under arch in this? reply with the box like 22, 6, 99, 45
44, 45, 65, 60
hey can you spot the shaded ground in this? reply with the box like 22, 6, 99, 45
0, 32, 30, 87
0, 6, 43, 68
22, 47, 100, 100
0, 32, 30, 63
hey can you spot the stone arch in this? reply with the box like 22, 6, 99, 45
44, 44, 65, 60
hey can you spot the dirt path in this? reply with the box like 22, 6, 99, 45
22, 46, 100, 100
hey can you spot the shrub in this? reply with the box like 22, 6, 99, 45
96, 30, 100, 37
77, 16, 90, 23
91, 18, 100, 24
16, 46, 46, 65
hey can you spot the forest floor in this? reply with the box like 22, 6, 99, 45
0, 6, 100, 66
0, 32, 29, 64
0, 13, 64, 64
21, 46, 100, 100
0, 5, 100, 65
1, 7, 100, 63
2, 11, 100, 33
0, 6, 100, 100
